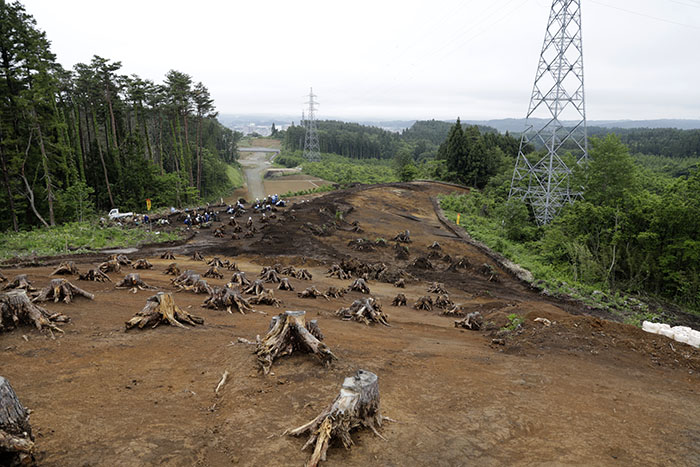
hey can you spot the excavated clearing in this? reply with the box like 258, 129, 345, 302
1, 181, 698, 466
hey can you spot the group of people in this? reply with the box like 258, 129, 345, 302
253, 194, 286, 212
183, 210, 219, 228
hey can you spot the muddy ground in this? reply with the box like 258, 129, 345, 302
1, 181, 698, 466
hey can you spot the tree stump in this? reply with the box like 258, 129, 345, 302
393, 278, 405, 288
298, 287, 327, 300
203, 265, 224, 279
178, 277, 213, 295
172, 270, 199, 287
203, 287, 254, 314
349, 278, 370, 294
414, 296, 433, 311
287, 370, 385, 467
243, 280, 265, 295
455, 312, 483, 330
442, 304, 464, 317
478, 263, 499, 282
391, 294, 407, 307
50, 261, 79, 276
326, 264, 351, 280
0, 271, 6, 284
33, 279, 94, 303
125, 292, 203, 330
107, 254, 131, 265
160, 251, 176, 260
213, 227, 225, 238
249, 289, 282, 307
191, 251, 205, 261
393, 230, 411, 243
447, 257, 471, 272
336, 298, 389, 326
427, 250, 442, 260
410, 257, 433, 270
0, 377, 35, 466
281, 265, 297, 276
79, 268, 111, 282
132, 259, 153, 270
278, 278, 294, 291
207, 257, 225, 268
434, 294, 453, 309
244, 230, 254, 238
2, 275, 35, 292
163, 263, 180, 276
98, 259, 121, 274
227, 262, 240, 271
393, 243, 410, 260
260, 268, 281, 283
0, 290, 68, 334
324, 287, 346, 299
428, 241, 441, 250
229, 271, 251, 287
295, 269, 312, 280
255, 310, 335, 374
116, 273, 157, 293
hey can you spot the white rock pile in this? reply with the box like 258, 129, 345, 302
642, 321, 700, 348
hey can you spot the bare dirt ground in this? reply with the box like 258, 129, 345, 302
264, 174, 332, 196
2, 181, 699, 466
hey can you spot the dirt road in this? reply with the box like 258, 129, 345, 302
237, 149, 275, 200
1, 181, 698, 466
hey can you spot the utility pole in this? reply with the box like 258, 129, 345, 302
509, 0, 588, 225
302, 88, 321, 162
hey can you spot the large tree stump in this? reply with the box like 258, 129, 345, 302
260, 268, 281, 283
287, 370, 385, 467
50, 261, 79, 276
229, 271, 251, 287
454, 312, 483, 330
2, 275, 35, 292
0, 377, 35, 466
326, 264, 351, 280
391, 294, 407, 307
125, 292, 203, 330
163, 263, 180, 276
107, 254, 131, 265
414, 296, 433, 311
203, 287, 254, 314
434, 294, 453, 309
249, 289, 282, 307
132, 259, 153, 270
203, 265, 223, 279
33, 279, 94, 303
207, 257, 225, 268
98, 259, 121, 274
78, 268, 111, 282
243, 280, 265, 295
0, 290, 68, 334
160, 251, 176, 260
281, 265, 297, 276
278, 278, 295, 291
324, 287, 346, 299
255, 310, 335, 374
393, 230, 411, 243
116, 273, 157, 293
295, 269, 313, 280
349, 278, 370, 294
191, 251, 205, 261
298, 286, 327, 300
336, 298, 389, 326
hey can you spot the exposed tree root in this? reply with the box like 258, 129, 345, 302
454, 312, 483, 330
163, 263, 181, 276
427, 282, 448, 294
349, 278, 370, 294
79, 268, 111, 282
255, 310, 335, 374
0, 376, 35, 466
0, 289, 68, 334
278, 278, 295, 291
286, 370, 385, 467
116, 273, 157, 293
249, 289, 283, 308
33, 278, 94, 303
414, 296, 433, 311
132, 259, 153, 270
203, 287, 254, 314
2, 275, 35, 292
391, 294, 407, 307
336, 297, 389, 326
280, 265, 297, 276
203, 265, 224, 279
50, 261, 79, 276
298, 286, 327, 300
125, 292, 203, 330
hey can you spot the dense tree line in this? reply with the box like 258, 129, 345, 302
0, 1, 240, 232
588, 127, 700, 159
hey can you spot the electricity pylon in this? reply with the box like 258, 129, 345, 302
509, 0, 588, 225
302, 88, 321, 162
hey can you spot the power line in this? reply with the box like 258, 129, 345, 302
590, 0, 700, 30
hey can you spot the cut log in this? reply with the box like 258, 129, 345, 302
278, 278, 295, 291
132, 258, 153, 270
107, 254, 131, 265
295, 269, 312, 280
391, 293, 407, 307
160, 251, 176, 260
78, 268, 111, 282
287, 370, 385, 467
298, 286, 327, 300
163, 263, 181, 276
434, 294, 453, 309
203, 265, 224, 279
203, 287, 254, 314
125, 292, 203, 330
393, 278, 405, 288
326, 264, 351, 280
0, 289, 68, 334
33, 278, 94, 303
454, 312, 483, 330
349, 278, 370, 294
229, 271, 251, 287
336, 297, 389, 326
324, 287, 346, 299
427, 282, 448, 294
98, 259, 121, 273
393, 230, 411, 243
115, 273, 157, 293
255, 310, 335, 374
414, 296, 433, 311
50, 261, 79, 276
0, 376, 35, 465
260, 268, 281, 283
243, 280, 265, 295
2, 275, 35, 292
191, 251, 205, 261
249, 289, 283, 308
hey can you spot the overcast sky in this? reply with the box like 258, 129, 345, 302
24, 0, 700, 120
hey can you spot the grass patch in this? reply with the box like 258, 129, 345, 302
0, 222, 181, 261
225, 163, 245, 188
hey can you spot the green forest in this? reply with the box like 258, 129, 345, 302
0, 1, 241, 232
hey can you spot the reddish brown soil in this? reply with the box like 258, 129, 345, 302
1, 181, 698, 466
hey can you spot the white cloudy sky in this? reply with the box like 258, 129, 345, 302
24, 0, 700, 120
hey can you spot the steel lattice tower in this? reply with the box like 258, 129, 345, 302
302, 88, 321, 162
509, 0, 588, 225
